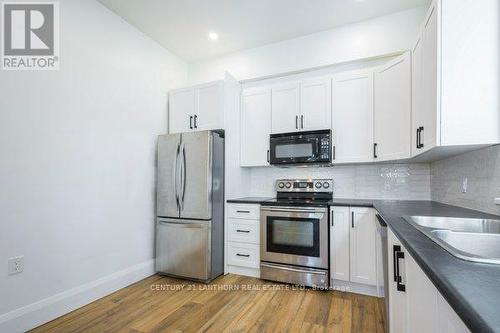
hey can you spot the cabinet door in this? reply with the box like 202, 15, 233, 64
349, 208, 377, 285
406, 253, 438, 333
194, 81, 224, 131
411, 34, 425, 157
271, 83, 300, 134
421, 4, 438, 152
169, 87, 195, 134
332, 71, 373, 163
437, 293, 470, 333
300, 78, 332, 131
388, 228, 408, 333
374, 52, 411, 161
241, 87, 271, 167
330, 207, 350, 282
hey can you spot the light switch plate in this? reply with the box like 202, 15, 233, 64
495, 198, 500, 205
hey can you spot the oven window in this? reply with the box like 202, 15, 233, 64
266, 216, 320, 257
275, 143, 313, 158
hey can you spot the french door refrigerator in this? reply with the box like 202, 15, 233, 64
156, 130, 224, 282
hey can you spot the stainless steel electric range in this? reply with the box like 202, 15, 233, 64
260, 179, 333, 288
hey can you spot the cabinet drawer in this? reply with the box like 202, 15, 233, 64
228, 218, 259, 244
227, 204, 260, 220
227, 242, 260, 268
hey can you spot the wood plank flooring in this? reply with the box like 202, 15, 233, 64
30, 274, 385, 333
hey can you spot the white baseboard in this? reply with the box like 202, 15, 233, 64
0, 259, 155, 333
331, 279, 381, 297
228, 265, 260, 278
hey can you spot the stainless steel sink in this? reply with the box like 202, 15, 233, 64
404, 216, 500, 264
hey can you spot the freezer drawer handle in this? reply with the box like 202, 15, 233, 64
158, 220, 206, 228
236, 253, 250, 258
236, 229, 250, 233
236, 210, 250, 213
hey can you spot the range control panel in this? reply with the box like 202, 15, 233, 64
275, 179, 333, 193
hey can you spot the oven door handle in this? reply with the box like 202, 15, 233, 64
261, 207, 326, 213
260, 263, 327, 275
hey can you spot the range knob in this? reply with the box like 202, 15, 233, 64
278, 182, 285, 189
315, 182, 322, 189
285, 182, 292, 189
323, 182, 330, 189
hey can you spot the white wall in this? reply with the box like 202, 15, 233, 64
188, 6, 427, 83
0, 0, 187, 331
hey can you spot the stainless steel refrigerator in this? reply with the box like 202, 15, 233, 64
155, 130, 224, 282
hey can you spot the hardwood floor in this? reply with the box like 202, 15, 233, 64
30, 274, 385, 333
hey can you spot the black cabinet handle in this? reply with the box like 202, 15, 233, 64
267, 149, 270, 163
416, 128, 420, 149
373, 143, 378, 159
396, 251, 406, 292
194, 115, 198, 129
300, 115, 304, 129
418, 126, 424, 149
295, 116, 298, 129
189, 116, 193, 129
393, 245, 400, 282
351, 211, 354, 228
236, 210, 250, 213
236, 229, 250, 233
332, 146, 336, 160
236, 253, 250, 258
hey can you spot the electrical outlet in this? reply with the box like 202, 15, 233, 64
461, 177, 468, 193
8, 256, 24, 275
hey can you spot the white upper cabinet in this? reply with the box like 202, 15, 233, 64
169, 80, 224, 134
271, 83, 300, 134
300, 78, 332, 131
412, 0, 500, 157
241, 87, 271, 167
195, 81, 224, 131
169, 87, 195, 134
332, 71, 374, 163
271, 78, 331, 134
374, 52, 412, 161
349, 207, 377, 286
415, 4, 439, 152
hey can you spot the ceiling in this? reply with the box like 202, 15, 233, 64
98, 0, 428, 63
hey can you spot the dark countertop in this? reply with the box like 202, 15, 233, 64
330, 199, 500, 333
226, 197, 273, 204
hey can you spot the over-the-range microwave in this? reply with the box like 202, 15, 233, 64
269, 129, 332, 166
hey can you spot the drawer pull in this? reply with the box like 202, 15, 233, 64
236, 253, 250, 258
236, 229, 250, 233
236, 210, 250, 213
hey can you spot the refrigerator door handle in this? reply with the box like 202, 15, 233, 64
181, 142, 187, 209
174, 141, 181, 211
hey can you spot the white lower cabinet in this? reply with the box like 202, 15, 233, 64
388, 228, 470, 333
330, 206, 378, 295
226, 203, 261, 277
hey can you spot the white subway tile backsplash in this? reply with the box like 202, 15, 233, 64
431, 145, 500, 215
249, 163, 431, 200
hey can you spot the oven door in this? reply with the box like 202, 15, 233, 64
260, 206, 328, 269
269, 131, 330, 165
